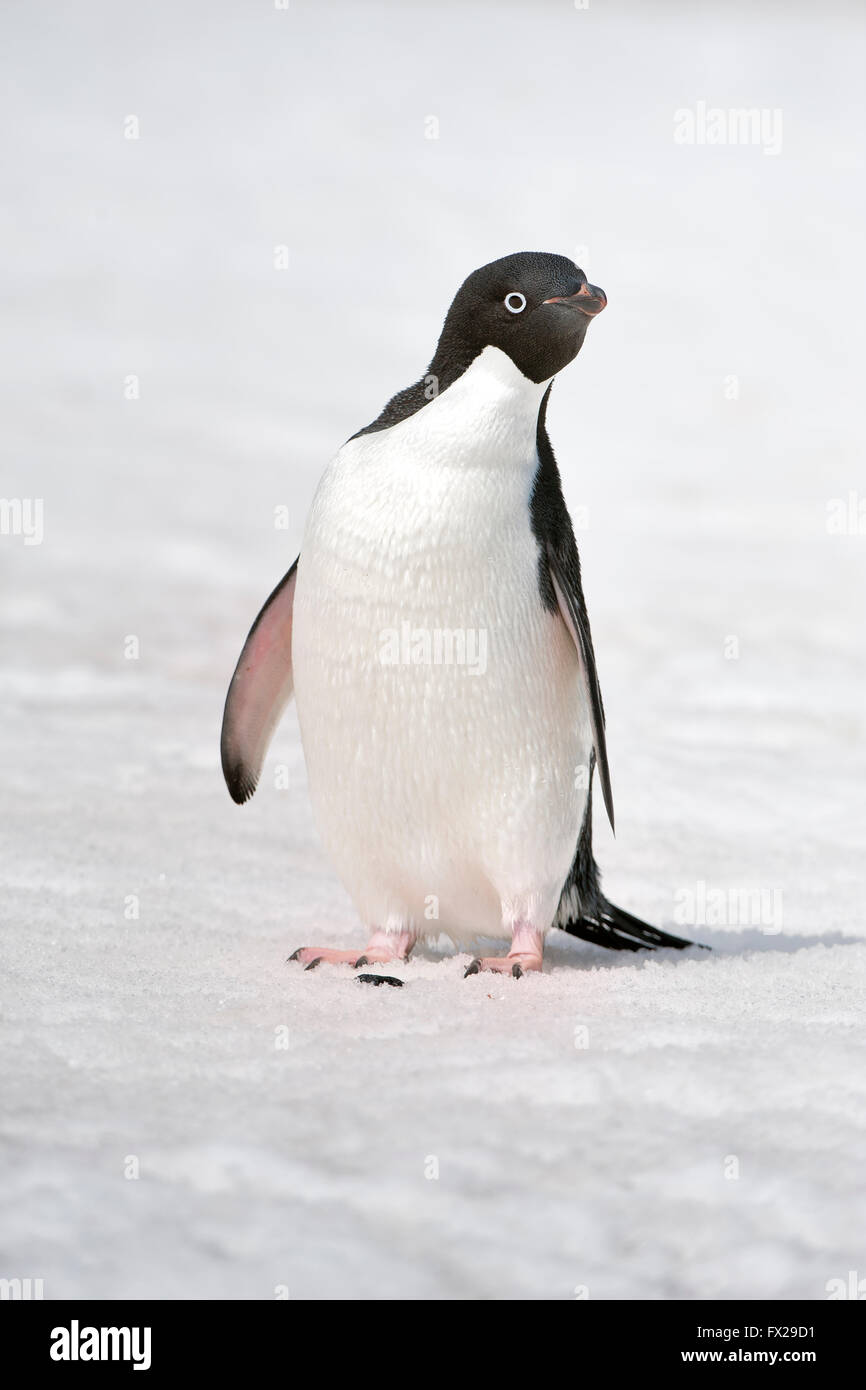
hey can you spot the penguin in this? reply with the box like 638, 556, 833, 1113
220, 251, 696, 976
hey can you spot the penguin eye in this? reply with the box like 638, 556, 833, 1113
504, 292, 527, 314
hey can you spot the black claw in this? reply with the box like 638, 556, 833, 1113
464, 959, 481, 978
354, 955, 369, 969
287, 948, 303, 962
511, 962, 524, 979
304, 957, 322, 972
355, 973, 403, 988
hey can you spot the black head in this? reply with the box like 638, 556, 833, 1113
432, 251, 607, 385
353, 251, 607, 440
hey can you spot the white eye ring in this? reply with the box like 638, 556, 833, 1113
504, 292, 527, 314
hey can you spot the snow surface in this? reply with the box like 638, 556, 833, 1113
1, 0, 865, 1300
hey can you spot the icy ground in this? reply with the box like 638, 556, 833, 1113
1, 1, 865, 1299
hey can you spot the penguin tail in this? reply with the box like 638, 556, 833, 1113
561, 897, 700, 952
555, 771, 707, 952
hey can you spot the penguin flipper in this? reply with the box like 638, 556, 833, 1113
220, 558, 298, 804
547, 552, 615, 834
532, 391, 614, 833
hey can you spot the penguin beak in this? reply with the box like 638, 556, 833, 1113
544, 283, 607, 317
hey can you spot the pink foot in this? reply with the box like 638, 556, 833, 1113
464, 923, 544, 979
289, 947, 369, 969
289, 928, 414, 972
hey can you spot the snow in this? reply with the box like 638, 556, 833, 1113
1, 0, 865, 1300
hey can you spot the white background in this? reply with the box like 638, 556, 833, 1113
1, 0, 864, 1298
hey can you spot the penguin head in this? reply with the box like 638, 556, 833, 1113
433, 251, 606, 385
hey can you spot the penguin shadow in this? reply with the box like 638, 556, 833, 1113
382, 928, 861, 977
540, 926, 863, 972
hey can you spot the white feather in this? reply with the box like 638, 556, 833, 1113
292, 346, 592, 945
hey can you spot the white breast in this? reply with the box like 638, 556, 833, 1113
291, 346, 591, 945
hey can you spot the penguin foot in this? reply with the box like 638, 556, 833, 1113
463, 924, 544, 978
288, 928, 415, 972
464, 953, 542, 979
289, 947, 375, 970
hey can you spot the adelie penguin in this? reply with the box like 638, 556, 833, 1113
221, 251, 697, 977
